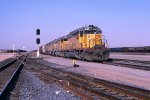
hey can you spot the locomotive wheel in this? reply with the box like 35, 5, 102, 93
65, 52, 69, 58
74, 51, 82, 59
83, 52, 93, 61
93, 52, 102, 61
64, 52, 67, 58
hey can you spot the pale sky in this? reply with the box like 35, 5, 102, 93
0, 0, 150, 50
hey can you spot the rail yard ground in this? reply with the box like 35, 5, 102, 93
0, 52, 150, 99
0, 53, 80, 100
0, 53, 16, 62
9, 65, 80, 100
39, 53, 150, 90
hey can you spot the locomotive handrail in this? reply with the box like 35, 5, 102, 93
102, 35, 109, 48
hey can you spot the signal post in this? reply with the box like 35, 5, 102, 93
36, 29, 40, 57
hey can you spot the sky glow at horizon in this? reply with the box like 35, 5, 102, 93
0, 0, 150, 50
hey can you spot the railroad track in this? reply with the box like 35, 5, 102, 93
0, 58, 17, 71
104, 58, 150, 71
0, 54, 28, 99
41, 53, 150, 71
28, 59, 150, 100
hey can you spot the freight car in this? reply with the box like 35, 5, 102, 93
110, 46, 150, 52
40, 25, 109, 61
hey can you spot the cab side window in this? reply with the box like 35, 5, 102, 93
80, 31, 83, 37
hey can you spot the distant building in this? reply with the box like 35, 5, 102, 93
0, 49, 6, 53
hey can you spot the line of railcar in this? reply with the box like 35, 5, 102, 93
110, 46, 150, 52
40, 25, 109, 61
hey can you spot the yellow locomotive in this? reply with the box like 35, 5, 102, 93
40, 25, 109, 61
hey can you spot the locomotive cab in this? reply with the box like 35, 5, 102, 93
78, 25, 107, 49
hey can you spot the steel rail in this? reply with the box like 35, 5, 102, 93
104, 58, 150, 71
33, 60, 150, 100
47, 72, 121, 100
0, 54, 28, 99
0, 63, 24, 99
51, 68, 150, 100
0, 59, 17, 71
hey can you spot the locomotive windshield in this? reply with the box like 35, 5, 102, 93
84, 25, 101, 34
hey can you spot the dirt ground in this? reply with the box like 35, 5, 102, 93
39, 54, 150, 90
0, 53, 16, 62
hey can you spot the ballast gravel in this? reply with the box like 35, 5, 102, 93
10, 69, 80, 100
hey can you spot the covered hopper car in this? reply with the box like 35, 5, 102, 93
40, 25, 109, 61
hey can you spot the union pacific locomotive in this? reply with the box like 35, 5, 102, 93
40, 25, 109, 61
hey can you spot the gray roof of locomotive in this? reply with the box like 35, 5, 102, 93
46, 25, 102, 45
66, 25, 102, 38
